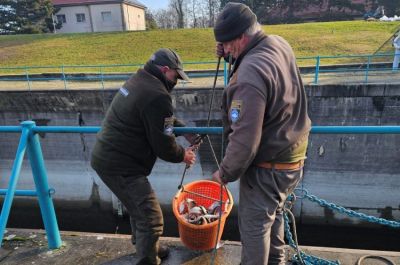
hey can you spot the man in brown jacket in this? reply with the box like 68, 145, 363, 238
212, 3, 311, 265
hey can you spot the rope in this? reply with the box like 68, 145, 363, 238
210, 56, 233, 264
206, 57, 221, 127
173, 57, 225, 264
285, 209, 306, 265
284, 194, 340, 265
285, 189, 400, 265
205, 57, 224, 265
356, 255, 396, 265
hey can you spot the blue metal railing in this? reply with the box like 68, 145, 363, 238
0, 122, 400, 250
0, 121, 61, 249
0, 52, 399, 89
296, 52, 400, 84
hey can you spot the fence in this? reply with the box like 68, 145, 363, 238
0, 122, 400, 249
0, 52, 399, 90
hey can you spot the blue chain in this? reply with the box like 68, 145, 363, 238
284, 208, 340, 265
284, 189, 400, 265
298, 189, 400, 228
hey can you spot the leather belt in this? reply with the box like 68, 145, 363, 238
256, 160, 304, 170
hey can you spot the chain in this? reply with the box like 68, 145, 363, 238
296, 188, 400, 228
284, 188, 400, 265
284, 194, 340, 265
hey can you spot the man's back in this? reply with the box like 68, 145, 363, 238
91, 69, 184, 177
225, 33, 311, 164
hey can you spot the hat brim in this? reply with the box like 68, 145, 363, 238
177, 69, 189, 81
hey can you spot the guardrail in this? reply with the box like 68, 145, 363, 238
0, 52, 399, 90
0, 122, 399, 250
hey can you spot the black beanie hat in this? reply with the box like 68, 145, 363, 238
214, 2, 257, 42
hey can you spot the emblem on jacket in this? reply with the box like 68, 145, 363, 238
230, 100, 242, 123
119, 87, 129, 97
164, 117, 174, 135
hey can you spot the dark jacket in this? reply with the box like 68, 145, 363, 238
91, 67, 185, 177
220, 32, 311, 182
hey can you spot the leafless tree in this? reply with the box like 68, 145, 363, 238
207, 0, 219, 27
170, 0, 185, 28
189, 0, 199, 28
154, 8, 177, 29
155, 0, 222, 29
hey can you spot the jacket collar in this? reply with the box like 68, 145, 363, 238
143, 62, 173, 92
230, 31, 267, 78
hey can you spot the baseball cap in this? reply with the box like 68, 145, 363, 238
149, 48, 189, 81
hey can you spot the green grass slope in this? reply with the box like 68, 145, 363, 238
0, 20, 399, 69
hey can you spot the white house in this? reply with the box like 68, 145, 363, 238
52, 0, 146, 33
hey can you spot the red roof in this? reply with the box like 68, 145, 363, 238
52, 0, 146, 8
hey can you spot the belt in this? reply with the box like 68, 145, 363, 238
256, 160, 304, 170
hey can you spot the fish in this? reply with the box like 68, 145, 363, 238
179, 198, 228, 226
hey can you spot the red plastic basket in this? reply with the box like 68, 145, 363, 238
172, 180, 233, 251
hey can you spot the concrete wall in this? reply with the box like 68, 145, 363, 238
0, 84, 399, 229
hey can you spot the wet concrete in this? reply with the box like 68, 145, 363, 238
1, 229, 400, 265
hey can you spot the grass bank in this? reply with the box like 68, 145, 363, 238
0, 20, 399, 72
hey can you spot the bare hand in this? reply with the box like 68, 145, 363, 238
212, 170, 227, 184
216, 43, 225, 58
183, 148, 196, 166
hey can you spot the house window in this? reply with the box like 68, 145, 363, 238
101, 11, 112, 22
76, 13, 86, 23
56, 14, 66, 23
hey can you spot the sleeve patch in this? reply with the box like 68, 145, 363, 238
230, 100, 242, 123
119, 87, 129, 97
164, 117, 174, 135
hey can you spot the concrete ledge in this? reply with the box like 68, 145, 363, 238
1, 229, 399, 265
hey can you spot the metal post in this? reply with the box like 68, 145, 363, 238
26, 121, 62, 249
0, 122, 30, 245
25, 67, 31, 91
100, 66, 105, 90
61, 65, 67, 90
314, 56, 320, 85
365, 55, 371, 83
223, 60, 228, 86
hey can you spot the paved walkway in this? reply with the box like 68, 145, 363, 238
1, 69, 400, 91
1, 229, 399, 265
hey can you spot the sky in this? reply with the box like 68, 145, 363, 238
139, 0, 169, 11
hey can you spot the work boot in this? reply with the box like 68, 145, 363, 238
158, 245, 170, 260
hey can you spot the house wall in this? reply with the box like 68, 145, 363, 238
55, 3, 145, 33
122, 4, 145, 31
56, 5, 93, 33
90, 4, 123, 32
